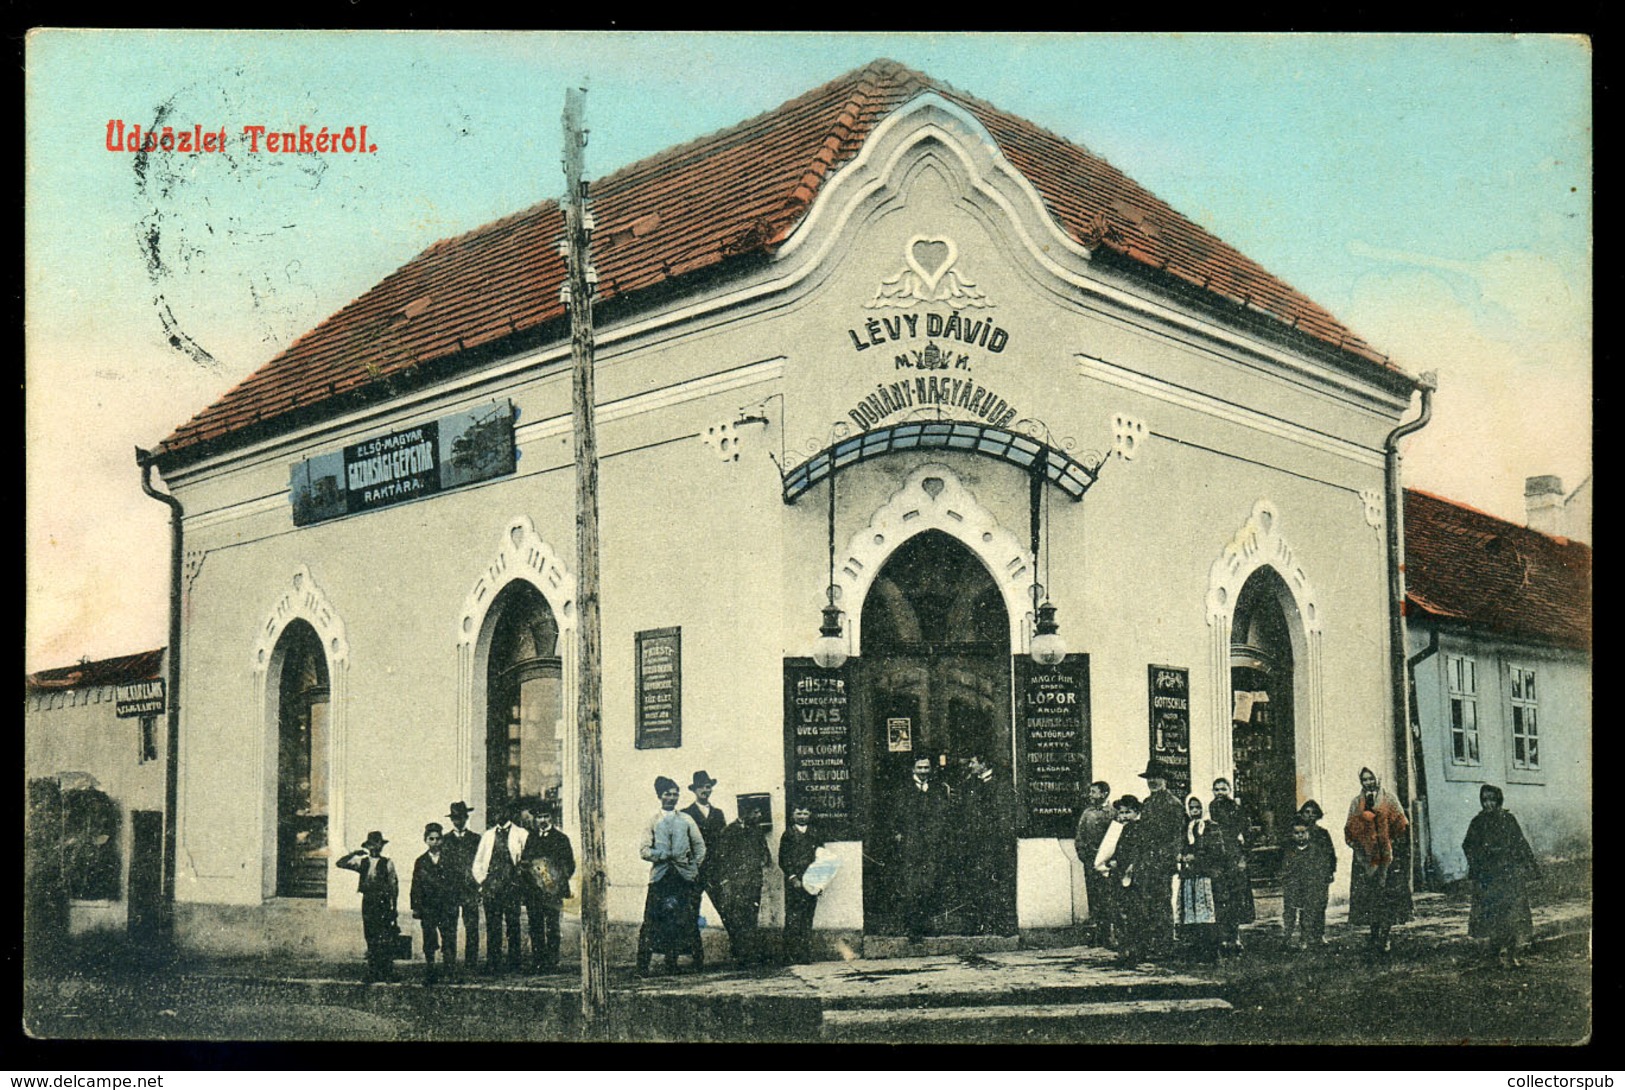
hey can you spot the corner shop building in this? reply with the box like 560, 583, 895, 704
149, 61, 1425, 957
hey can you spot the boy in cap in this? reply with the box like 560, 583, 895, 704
337, 831, 399, 982
410, 823, 459, 984
778, 801, 823, 964
637, 776, 706, 975
440, 801, 482, 970
519, 796, 576, 973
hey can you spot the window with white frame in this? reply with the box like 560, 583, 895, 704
1446, 654, 1480, 765
1509, 664, 1540, 770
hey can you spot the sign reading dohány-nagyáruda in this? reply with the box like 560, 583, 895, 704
289, 400, 517, 525
1149, 665, 1192, 798
782, 659, 854, 840
634, 627, 682, 749
1014, 654, 1091, 837
115, 679, 166, 718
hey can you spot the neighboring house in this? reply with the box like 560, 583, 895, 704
141, 60, 1427, 958
25, 648, 168, 935
1406, 489, 1592, 883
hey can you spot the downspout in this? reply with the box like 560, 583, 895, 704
1406, 621, 1440, 889
1382, 372, 1435, 884
137, 447, 183, 938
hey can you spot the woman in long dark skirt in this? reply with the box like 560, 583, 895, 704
1463, 784, 1539, 968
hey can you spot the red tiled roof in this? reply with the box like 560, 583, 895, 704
159, 59, 1401, 462
26, 648, 166, 694
1405, 490, 1591, 650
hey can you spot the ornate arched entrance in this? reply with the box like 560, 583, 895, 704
1230, 567, 1298, 884
853, 528, 1014, 936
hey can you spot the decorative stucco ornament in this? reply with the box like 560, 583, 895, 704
867, 236, 993, 310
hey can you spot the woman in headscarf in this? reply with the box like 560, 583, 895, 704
1463, 784, 1539, 968
1206, 777, 1255, 953
1344, 766, 1412, 957
1175, 796, 1220, 963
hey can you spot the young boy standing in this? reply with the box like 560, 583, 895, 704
337, 830, 399, 982
410, 822, 460, 983
1281, 813, 1337, 948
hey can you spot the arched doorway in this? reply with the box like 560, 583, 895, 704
855, 529, 1013, 935
274, 619, 330, 898
1229, 567, 1299, 886
484, 581, 564, 817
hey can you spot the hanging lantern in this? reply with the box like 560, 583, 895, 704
1030, 599, 1067, 666
812, 598, 849, 670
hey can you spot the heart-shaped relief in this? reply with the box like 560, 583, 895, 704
921, 477, 946, 500
907, 236, 958, 296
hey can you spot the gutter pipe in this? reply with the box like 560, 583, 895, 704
1382, 372, 1435, 891
137, 448, 183, 937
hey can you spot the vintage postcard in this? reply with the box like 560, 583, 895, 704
23, 31, 1591, 1049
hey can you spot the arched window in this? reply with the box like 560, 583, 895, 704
275, 620, 330, 898
485, 581, 564, 815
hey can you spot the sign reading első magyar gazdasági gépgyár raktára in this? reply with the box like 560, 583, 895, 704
289, 400, 516, 525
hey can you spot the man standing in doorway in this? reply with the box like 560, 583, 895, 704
1074, 780, 1113, 945
682, 770, 727, 970
472, 799, 528, 974
1137, 761, 1186, 957
959, 753, 1017, 936
440, 801, 481, 972
894, 756, 950, 944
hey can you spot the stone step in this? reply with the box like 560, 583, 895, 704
821, 997, 1233, 1040
860, 934, 1021, 958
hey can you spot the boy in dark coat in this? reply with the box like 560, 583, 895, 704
410, 823, 460, 983
519, 798, 576, 972
337, 830, 399, 982
1280, 814, 1336, 948
778, 802, 822, 964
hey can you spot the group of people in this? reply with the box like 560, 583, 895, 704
336, 794, 575, 984
1074, 762, 1540, 970
635, 771, 825, 976
338, 759, 1542, 981
1074, 761, 1261, 966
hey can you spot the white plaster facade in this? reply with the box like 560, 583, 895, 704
158, 93, 1418, 955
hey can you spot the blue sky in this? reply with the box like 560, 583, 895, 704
25, 31, 1591, 669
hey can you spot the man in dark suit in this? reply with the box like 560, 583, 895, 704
893, 756, 950, 944
439, 801, 481, 972
1137, 760, 1187, 956
410, 823, 461, 984
959, 753, 1017, 936
681, 770, 727, 970
518, 797, 576, 973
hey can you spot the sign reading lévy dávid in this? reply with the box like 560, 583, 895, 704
1014, 654, 1091, 838
115, 679, 165, 718
290, 400, 516, 525
635, 627, 682, 750
783, 659, 854, 840
1149, 665, 1192, 798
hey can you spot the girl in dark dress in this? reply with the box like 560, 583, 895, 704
1176, 797, 1221, 963
1463, 784, 1539, 968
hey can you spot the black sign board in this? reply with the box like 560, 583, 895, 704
782, 659, 855, 840
1014, 654, 1090, 837
290, 400, 516, 526
1148, 665, 1192, 798
115, 679, 166, 719
634, 627, 682, 749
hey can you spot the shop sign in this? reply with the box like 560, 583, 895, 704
635, 627, 682, 750
1014, 654, 1090, 837
289, 400, 516, 526
783, 660, 855, 840
115, 679, 165, 718
842, 376, 1021, 433
1149, 665, 1192, 798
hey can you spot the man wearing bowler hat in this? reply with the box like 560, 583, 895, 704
1137, 760, 1186, 957
682, 770, 727, 969
440, 801, 481, 970
472, 799, 529, 973
337, 830, 399, 982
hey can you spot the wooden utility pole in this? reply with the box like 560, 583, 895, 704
563, 84, 609, 1037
